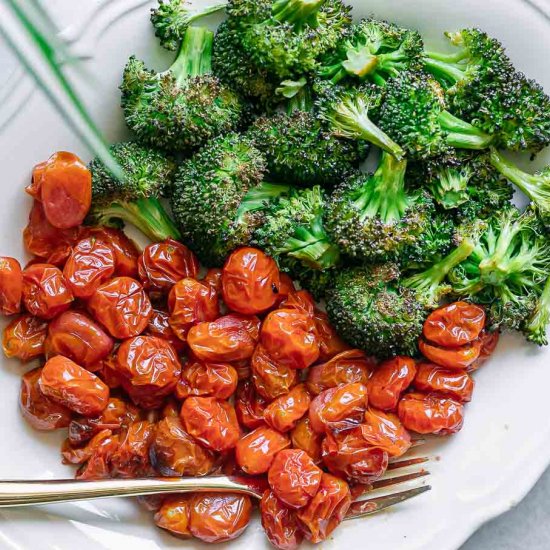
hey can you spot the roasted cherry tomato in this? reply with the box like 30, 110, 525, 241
413, 362, 474, 402
20, 367, 72, 430
419, 338, 482, 369
251, 344, 297, 400
202, 268, 223, 296
150, 416, 215, 476
0, 257, 22, 315
268, 449, 323, 509
274, 273, 296, 306
398, 392, 464, 435
146, 308, 185, 353
39, 355, 109, 417
313, 310, 349, 361
290, 417, 323, 464
116, 335, 180, 408
2, 314, 47, 361
176, 359, 238, 400
46, 311, 114, 368
322, 428, 388, 483
22, 263, 73, 319
261, 310, 319, 370
93, 353, 124, 389
233, 360, 251, 380
469, 330, 500, 371
309, 383, 368, 434
161, 397, 181, 419
62, 428, 114, 465
361, 408, 412, 458
278, 290, 316, 317
235, 380, 270, 430
75, 429, 120, 480
296, 473, 351, 543
138, 239, 199, 292
26, 160, 46, 199
222, 247, 281, 315
63, 237, 115, 299
423, 301, 486, 347
168, 278, 219, 341
235, 426, 290, 475
367, 356, 417, 411
110, 420, 156, 478
180, 396, 240, 452
39, 151, 92, 229
187, 314, 258, 363
264, 383, 311, 433
307, 349, 375, 395
189, 493, 252, 543
154, 495, 193, 538
260, 489, 303, 550
88, 277, 152, 339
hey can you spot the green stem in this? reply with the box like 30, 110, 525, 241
237, 182, 290, 218
424, 57, 465, 85
439, 110, 494, 150
342, 46, 380, 79
170, 26, 213, 85
272, 0, 325, 29
524, 276, 550, 345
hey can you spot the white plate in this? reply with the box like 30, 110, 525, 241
0, 1, 549, 549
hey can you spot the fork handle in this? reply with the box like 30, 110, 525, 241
0, 476, 256, 507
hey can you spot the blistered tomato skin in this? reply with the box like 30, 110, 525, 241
296, 473, 351, 543
155, 496, 193, 538
63, 237, 115, 299
414, 362, 474, 402
251, 344, 297, 400
235, 380, 270, 430
180, 396, 240, 452
264, 383, 311, 433
75, 430, 120, 480
2, 314, 47, 361
260, 490, 303, 550
278, 290, 316, 317
268, 449, 323, 509
187, 315, 258, 363
46, 311, 114, 368
313, 310, 349, 361
202, 268, 223, 296
146, 309, 185, 353
274, 273, 296, 306
138, 239, 199, 292
368, 356, 417, 411
398, 392, 465, 435
189, 493, 252, 543
168, 278, 219, 341
290, 417, 323, 464
423, 302, 486, 347
150, 416, 215, 476
110, 420, 156, 478
469, 330, 500, 371
309, 383, 369, 434
39, 151, 92, 229
22, 264, 73, 320
39, 356, 109, 417
88, 277, 152, 339
176, 360, 238, 400
222, 247, 281, 315
26, 161, 46, 199
261, 310, 320, 370
20, 367, 72, 431
0, 257, 22, 315
235, 426, 290, 475
419, 338, 482, 369
307, 349, 375, 395
362, 408, 412, 458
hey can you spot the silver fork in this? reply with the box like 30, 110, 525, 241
0, 453, 431, 520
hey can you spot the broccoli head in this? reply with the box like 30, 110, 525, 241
121, 26, 244, 153
325, 263, 426, 358
87, 142, 180, 242
170, 133, 289, 265
522, 275, 550, 346
227, 0, 352, 80
319, 18, 424, 85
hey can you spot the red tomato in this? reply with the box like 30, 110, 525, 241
202, 268, 223, 296
26, 161, 46, 200
251, 344, 297, 400
419, 338, 482, 369
290, 417, 323, 464
40, 151, 92, 229
155, 496, 193, 539
413, 362, 474, 402
274, 273, 296, 306
260, 490, 303, 550
264, 383, 311, 433
22, 264, 73, 319
146, 308, 185, 353
367, 356, 417, 411
176, 360, 238, 400
469, 330, 500, 371
110, 420, 156, 478
235, 380, 270, 430
235, 426, 290, 475
2, 314, 47, 361
313, 310, 350, 361
361, 408, 412, 457
75, 430, 120, 480
222, 247, 281, 315
278, 290, 316, 317
0, 257, 22, 315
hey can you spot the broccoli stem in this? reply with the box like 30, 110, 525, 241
272, 0, 325, 30
524, 276, 550, 345
94, 197, 181, 242
342, 47, 379, 79
236, 182, 291, 218
439, 110, 494, 150
430, 166, 472, 209
424, 57, 467, 85
170, 26, 213, 86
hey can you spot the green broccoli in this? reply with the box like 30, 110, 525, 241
523, 275, 550, 346
170, 133, 289, 265
121, 26, 244, 153
226, 0, 352, 80
87, 142, 180, 242
247, 81, 368, 187
318, 18, 424, 85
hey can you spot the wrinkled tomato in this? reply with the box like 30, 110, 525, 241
260, 490, 303, 550
26, 160, 46, 199
2, 314, 47, 361
251, 344, 297, 400
235, 426, 290, 475
75, 429, 119, 480
278, 290, 316, 317
0, 257, 22, 315
367, 356, 417, 411
146, 308, 185, 353
110, 420, 156, 478
469, 330, 500, 371
290, 417, 323, 464
413, 362, 474, 402
235, 380, 270, 430
419, 338, 482, 369
274, 273, 296, 306
313, 310, 349, 361
264, 383, 311, 433
361, 408, 412, 458
176, 359, 238, 400
202, 268, 223, 296
154, 495, 193, 538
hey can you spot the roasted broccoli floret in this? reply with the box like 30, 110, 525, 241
324, 152, 438, 263
316, 81, 405, 159
170, 133, 289, 265
523, 275, 550, 346
226, 0, 352, 80
247, 82, 368, 187
319, 18, 424, 85
489, 148, 550, 229
121, 26, 244, 153
449, 207, 550, 331
325, 263, 426, 358
87, 142, 179, 242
